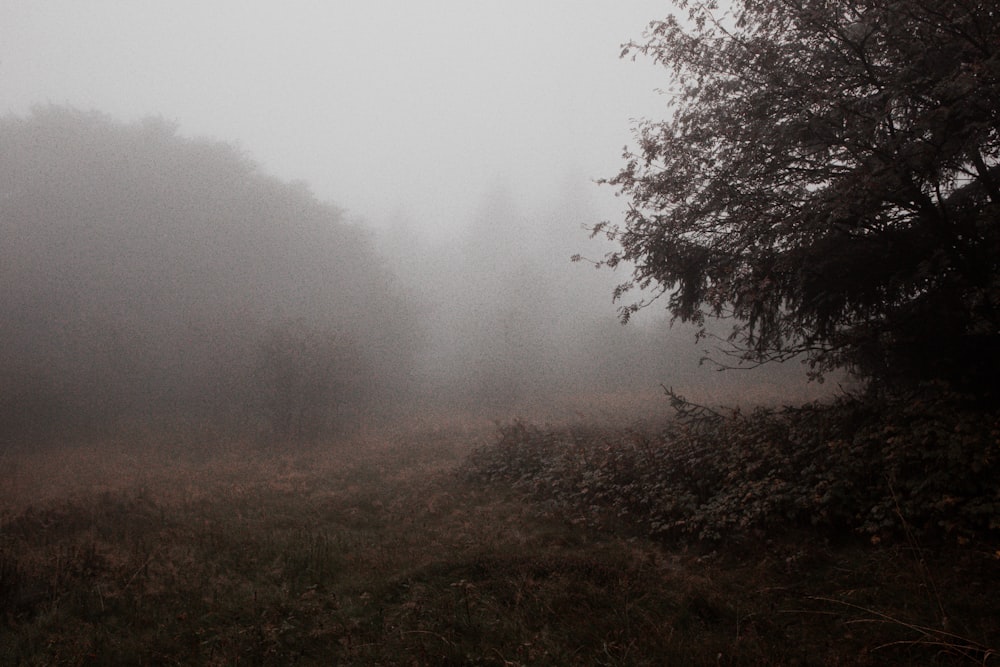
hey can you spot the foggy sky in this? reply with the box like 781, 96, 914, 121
1, 1, 667, 236
1, 2, 833, 423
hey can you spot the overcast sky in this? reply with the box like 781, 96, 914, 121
1, 1, 669, 237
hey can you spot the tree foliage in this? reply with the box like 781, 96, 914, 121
252, 319, 365, 442
0, 106, 417, 443
600, 0, 1000, 390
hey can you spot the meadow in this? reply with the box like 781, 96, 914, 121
1, 403, 997, 665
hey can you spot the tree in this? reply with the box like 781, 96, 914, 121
252, 319, 364, 442
598, 0, 1000, 391
0, 106, 418, 443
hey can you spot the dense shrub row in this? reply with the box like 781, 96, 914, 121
463, 386, 1000, 544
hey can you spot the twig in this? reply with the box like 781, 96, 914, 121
886, 479, 947, 625
122, 549, 159, 592
400, 630, 457, 647
810, 596, 996, 663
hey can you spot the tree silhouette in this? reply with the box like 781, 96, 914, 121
0, 107, 416, 443
600, 0, 1000, 391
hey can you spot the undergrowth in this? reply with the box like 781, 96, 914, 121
464, 384, 1000, 545
0, 401, 997, 665
460, 385, 1000, 664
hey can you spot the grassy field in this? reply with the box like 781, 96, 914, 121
0, 415, 997, 665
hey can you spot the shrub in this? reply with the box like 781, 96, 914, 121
464, 387, 1000, 544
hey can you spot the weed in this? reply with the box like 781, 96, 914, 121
465, 386, 1000, 545
0, 416, 996, 665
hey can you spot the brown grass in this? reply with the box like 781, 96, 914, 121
0, 416, 996, 665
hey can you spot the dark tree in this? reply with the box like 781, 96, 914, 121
599, 0, 1000, 391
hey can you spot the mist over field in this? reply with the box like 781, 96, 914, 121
3, 4, 998, 664
372, 178, 831, 417
0, 106, 828, 446
0, 3, 833, 444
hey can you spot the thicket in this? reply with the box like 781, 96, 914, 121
465, 385, 1000, 545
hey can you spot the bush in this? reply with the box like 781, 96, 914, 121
464, 387, 1000, 544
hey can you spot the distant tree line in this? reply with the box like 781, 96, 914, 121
0, 106, 418, 445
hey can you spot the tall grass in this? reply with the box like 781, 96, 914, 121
1, 410, 997, 665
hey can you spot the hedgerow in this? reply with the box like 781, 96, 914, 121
463, 385, 1000, 544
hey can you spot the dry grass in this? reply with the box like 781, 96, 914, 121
0, 416, 996, 665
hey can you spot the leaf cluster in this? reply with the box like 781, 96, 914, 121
464, 387, 1000, 544
601, 0, 1000, 388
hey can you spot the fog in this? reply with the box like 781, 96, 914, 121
1, 3, 830, 443
1, 1, 668, 235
